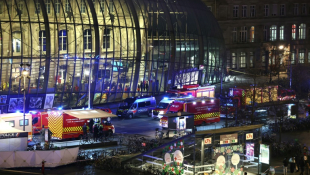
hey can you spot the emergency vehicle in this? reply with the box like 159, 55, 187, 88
160, 97, 220, 128
31, 109, 116, 140
166, 84, 215, 98
0, 113, 33, 139
152, 97, 174, 119
220, 86, 296, 117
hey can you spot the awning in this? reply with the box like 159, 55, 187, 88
61, 109, 116, 120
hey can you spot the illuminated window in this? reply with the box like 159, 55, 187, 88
103, 29, 110, 49
39, 30, 46, 51
45, 0, 50, 14
270, 25, 277, 41
299, 50, 305, 63
59, 30, 67, 51
232, 27, 237, 43
291, 51, 296, 64
279, 26, 284, 40
17, 2, 23, 14
233, 5, 239, 18
264, 4, 269, 16
250, 26, 255, 42
100, 0, 104, 12
242, 5, 247, 17
65, 0, 71, 12
81, 0, 86, 13
84, 29, 92, 50
240, 52, 246, 68
19, 119, 29, 126
109, 0, 114, 12
232, 53, 236, 68
13, 32, 21, 53
54, 0, 60, 14
299, 23, 306, 39
35, 0, 40, 14
280, 4, 285, 16
292, 24, 296, 40
294, 4, 299, 15
250, 5, 255, 17
240, 26, 247, 42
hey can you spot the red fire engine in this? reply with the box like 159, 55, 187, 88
220, 86, 296, 117
160, 97, 220, 127
31, 109, 116, 140
166, 84, 215, 98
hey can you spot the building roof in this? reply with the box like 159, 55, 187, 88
195, 124, 263, 136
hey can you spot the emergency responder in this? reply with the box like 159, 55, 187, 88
82, 123, 87, 136
89, 119, 94, 133
93, 124, 99, 142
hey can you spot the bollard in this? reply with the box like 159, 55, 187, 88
42, 160, 46, 174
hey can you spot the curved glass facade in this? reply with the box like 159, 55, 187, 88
0, 0, 224, 110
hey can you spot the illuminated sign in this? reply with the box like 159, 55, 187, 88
204, 137, 212, 144
246, 133, 253, 140
220, 133, 238, 144
260, 144, 270, 164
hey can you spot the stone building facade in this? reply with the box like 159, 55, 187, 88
202, 0, 310, 73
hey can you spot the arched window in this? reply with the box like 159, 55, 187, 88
39, 30, 46, 51
270, 25, 277, 41
59, 30, 67, 51
299, 23, 306, 39
84, 29, 92, 50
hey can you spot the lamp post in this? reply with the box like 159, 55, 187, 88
21, 70, 29, 131
20, 63, 30, 131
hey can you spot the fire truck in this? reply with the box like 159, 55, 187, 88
166, 84, 215, 98
153, 84, 215, 119
220, 86, 296, 117
160, 97, 220, 128
31, 109, 116, 140
152, 97, 175, 119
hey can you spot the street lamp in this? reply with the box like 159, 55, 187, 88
20, 64, 30, 131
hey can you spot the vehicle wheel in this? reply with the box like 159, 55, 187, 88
128, 114, 133, 119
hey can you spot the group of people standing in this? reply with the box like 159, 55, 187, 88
137, 81, 149, 92
283, 152, 310, 175
82, 119, 105, 142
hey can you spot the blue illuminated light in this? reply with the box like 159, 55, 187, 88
58, 107, 63, 110
16, 110, 21, 113
29, 111, 37, 114
163, 97, 168, 100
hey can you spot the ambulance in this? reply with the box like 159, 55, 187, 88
160, 97, 220, 128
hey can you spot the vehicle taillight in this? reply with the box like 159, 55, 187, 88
133, 110, 137, 114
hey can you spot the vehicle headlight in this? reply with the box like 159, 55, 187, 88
159, 111, 164, 115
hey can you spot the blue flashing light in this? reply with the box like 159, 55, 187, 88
189, 95, 193, 98
29, 111, 37, 114
163, 97, 168, 100
82, 107, 85, 110
16, 110, 20, 113
58, 107, 63, 110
